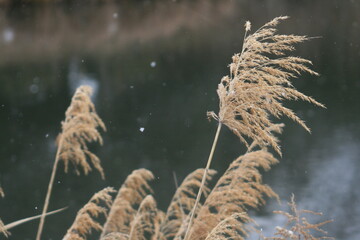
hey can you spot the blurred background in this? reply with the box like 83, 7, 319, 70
0, 0, 359, 239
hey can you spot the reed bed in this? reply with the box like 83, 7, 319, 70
0, 16, 334, 240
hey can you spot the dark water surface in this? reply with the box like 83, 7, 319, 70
0, 1, 360, 239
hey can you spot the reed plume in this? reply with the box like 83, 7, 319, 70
63, 187, 115, 240
208, 16, 324, 154
101, 169, 154, 237
36, 85, 106, 240
187, 150, 278, 240
265, 194, 334, 240
204, 213, 253, 240
160, 169, 217, 240
128, 195, 162, 240
58, 85, 106, 177
185, 16, 324, 240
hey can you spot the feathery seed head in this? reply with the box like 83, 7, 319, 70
162, 169, 217, 240
265, 194, 334, 240
58, 85, 106, 179
208, 16, 324, 155
188, 150, 279, 240
129, 195, 162, 240
63, 187, 116, 240
101, 169, 155, 237
204, 213, 253, 240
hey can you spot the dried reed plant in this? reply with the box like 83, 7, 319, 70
186, 150, 278, 240
36, 85, 106, 240
128, 195, 162, 240
204, 213, 253, 240
160, 169, 217, 240
265, 194, 334, 240
101, 169, 154, 237
185, 16, 324, 240
208, 16, 324, 154
63, 187, 115, 240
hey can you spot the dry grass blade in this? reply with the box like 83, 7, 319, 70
101, 169, 155, 237
161, 169, 217, 240
205, 213, 253, 240
129, 195, 162, 240
265, 194, 334, 240
63, 187, 115, 240
0, 218, 10, 238
208, 16, 325, 155
37, 85, 106, 240
4, 207, 67, 231
188, 150, 279, 240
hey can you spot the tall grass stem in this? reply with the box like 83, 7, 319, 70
36, 138, 63, 240
183, 123, 222, 240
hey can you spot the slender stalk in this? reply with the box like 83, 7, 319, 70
36, 138, 63, 240
183, 123, 222, 240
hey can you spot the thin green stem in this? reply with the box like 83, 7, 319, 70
183, 123, 222, 240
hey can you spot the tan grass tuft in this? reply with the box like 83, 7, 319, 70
208, 16, 325, 155
129, 195, 163, 240
265, 194, 334, 240
188, 150, 279, 240
204, 213, 253, 240
161, 169, 217, 240
0, 218, 10, 238
101, 169, 155, 237
63, 187, 115, 240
